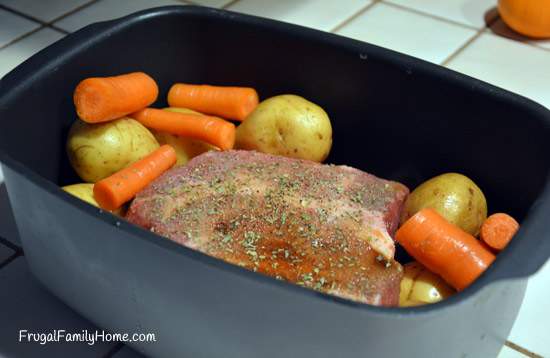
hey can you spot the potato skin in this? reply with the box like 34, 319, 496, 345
235, 94, 332, 162
152, 107, 216, 166
67, 117, 159, 183
402, 173, 487, 236
399, 261, 454, 306
62, 183, 98, 207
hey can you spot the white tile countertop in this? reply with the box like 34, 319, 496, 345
0, 0, 548, 357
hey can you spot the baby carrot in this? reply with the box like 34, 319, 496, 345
74, 72, 158, 123
480, 213, 519, 251
167, 83, 259, 121
93, 145, 176, 211
131, 108, 235, 151
396, 208, 495, 291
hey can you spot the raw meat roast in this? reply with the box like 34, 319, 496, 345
126, 150, 409, 306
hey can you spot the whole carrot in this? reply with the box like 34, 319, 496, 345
480, 213, 519, 251
93, 145, 176, 211
396, 208, 495, 291
74, 72, 158, 123
131, 108, 235, 151
167, 83, 258, 121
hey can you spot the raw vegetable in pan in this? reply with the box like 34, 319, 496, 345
74, 72, 158, 123
131, 108, 235, 151
235, 94, 333, 162
63, 70, 521, 307
167, 83, 259, 121
396, 208, 495, 291
62, 183, 124, 216
480, 213, 519, 251
62, 183, 98, 207
399, 261, 454, 306
152, 108, 217, 166
93, 145, 177, 211
397, 175, 520, 302
67, 117, 160, 183
401, 173, 487, 236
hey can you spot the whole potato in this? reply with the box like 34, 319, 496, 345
402, 173, 487, 236
152, 107, 217, 166
235, 94, 332, 162
67, 117, 159, 182
62, 183, 124, 215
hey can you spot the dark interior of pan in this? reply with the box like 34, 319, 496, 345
0, 5, 549, 358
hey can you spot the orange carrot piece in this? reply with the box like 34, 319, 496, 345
93, 145, 176, 211
74, 72, 158, 123
478, 239, 497, 255
167, 83, 258, 121
480, 213, 519, 251
131, 108, 235, 151
396, 208, 496, 291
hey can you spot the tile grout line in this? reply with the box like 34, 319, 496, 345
0, 251, 21, 271
221, 0, 241, 10
505, 340, 544, 358
180, 0, 198, 5
0, 0, 99, 40
521, 42, 550, 53
380, 0, 480, 31
48, 0, 101, 25
330, 0, 382, 33
0, 25, 44, 51
0, 4, 47, 25
440, 14, 500, 66
482, 24, 550, 53
197, 0, 550, 55
48, 24, 70, 35
0, 0, 100, 51
0, 235, 22, 253
182, 0, 238, 8
439, 30, 484, 66
0, 4, 47, 51
180, 0, 200, 5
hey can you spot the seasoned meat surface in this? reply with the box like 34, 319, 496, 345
126, 150, 408, 306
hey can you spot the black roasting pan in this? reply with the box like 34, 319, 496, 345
0, 6, 549, 358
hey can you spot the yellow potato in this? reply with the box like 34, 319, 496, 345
62, 183, 124, 215
235, 94, 332, 162
67, 117, 159, 183
399, 261, 423, 305
402, 173, 487, 236
399, 262, 454, 307
151, 107, 217, 166
62, 183, 97, 206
